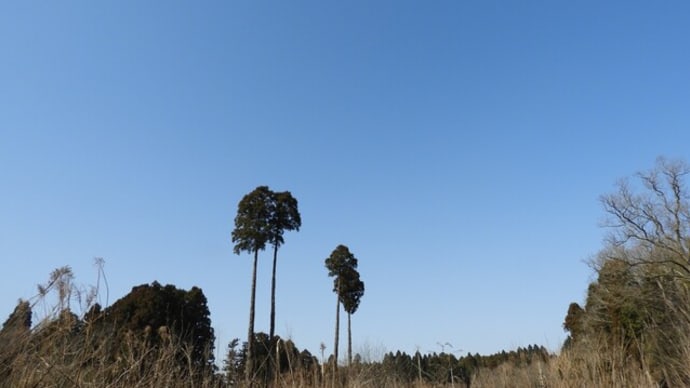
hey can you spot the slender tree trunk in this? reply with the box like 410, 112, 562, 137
347, 312, 352, 368
333, 279, 340, 379
274, 339, 281, 388
269, 244, 279, 387
245, 249, 259, 387
270, 244, 278, 340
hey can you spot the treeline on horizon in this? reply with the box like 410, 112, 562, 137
4, 156, 690, 387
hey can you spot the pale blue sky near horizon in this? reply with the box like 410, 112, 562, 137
2, 1, 690, 361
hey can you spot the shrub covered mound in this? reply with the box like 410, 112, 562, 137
0, 277, 218, 388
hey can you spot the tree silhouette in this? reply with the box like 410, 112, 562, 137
0, 300, 32, 381
266, 190, 301, 385
223, 338, 242, 386
563, 302, 585, 348
340, 268, 364, 367
324, 244, 358, 376
268, 190, 301, 341
0, 300, 31, 335
101, 282, 216, 372
232, 186, 272, 385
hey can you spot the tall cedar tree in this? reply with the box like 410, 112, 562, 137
267, 190, 301, 384
324, 245, 358, 374
268, 190, 301, 341
340, 268, 364, 367
232, 186, 272, 385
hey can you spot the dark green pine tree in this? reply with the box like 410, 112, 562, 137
340, 268, 364, 368
0, 300, 32, 382
563, 302, 585, 348
223, 338, 242, 386
232, 186, 273, 386
324, 245, 359, 375
267, 190, 301, 342
100, 282, 216, 372
266, 190, 301, 384
0, 300, 32, 335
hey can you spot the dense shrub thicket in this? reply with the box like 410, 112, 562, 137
0, 271, 217, 387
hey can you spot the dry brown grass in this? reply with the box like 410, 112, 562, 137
2, 263, 685, 388
0, 316, 221, 388
2, 322, 683, 388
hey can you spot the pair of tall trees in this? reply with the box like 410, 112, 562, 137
231, 186, 301, 385
325, 244, 365, 373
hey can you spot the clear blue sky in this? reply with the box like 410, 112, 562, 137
2, 1, 690, 361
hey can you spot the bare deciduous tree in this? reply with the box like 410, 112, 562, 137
601, 157, 690, 274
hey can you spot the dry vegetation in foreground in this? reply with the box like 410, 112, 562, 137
0, 317, 674, 388
0, 287, 680, 388
0, 260, 686, 388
